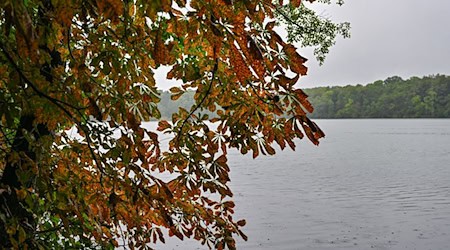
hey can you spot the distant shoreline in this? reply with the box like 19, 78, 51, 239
306, 75, 450, 119
156, 75, 450, 119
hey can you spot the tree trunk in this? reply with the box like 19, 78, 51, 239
0, 115, 50, 247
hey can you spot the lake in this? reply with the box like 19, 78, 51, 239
154, 119, 450, 250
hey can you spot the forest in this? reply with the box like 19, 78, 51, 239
159, 75, 450, 119
307, 75, 450, 118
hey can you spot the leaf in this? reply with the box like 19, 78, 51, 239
157, 120, 172, 131
216, 154, 227, 164
146, 0, 162, 20
252, 145, 259, 159
171, 92, 184, 101
236, 37, 265, 80
157, 228, 165, 243
264, 143, 276, 155
294, 89, 314, 113
284, 44, 308, 75
237, 219, 246, 226
170, 87, 185, 100
16, 189, 27, 200
291, 0, 302, 8
278, 74, 299, 89
293, 120, 305, 139
18, 226, 26, 244
230, 45, 253, 84
265, 21, 276, 31
153, 27, 171, 65
161, 0, 172, 12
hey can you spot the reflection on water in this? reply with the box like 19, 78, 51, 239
155, 119, 450, 250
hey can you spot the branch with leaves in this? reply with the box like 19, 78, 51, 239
0, 0, 345, 249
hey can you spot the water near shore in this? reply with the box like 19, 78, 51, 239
154, 119, 450, 250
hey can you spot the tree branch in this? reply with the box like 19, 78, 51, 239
0, 42, 83, 114
176, 59, 218, 145
1, 42, 109, 181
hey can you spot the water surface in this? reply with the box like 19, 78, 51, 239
156, 119, 450, 250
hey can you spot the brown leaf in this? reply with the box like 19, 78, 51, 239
237, 219, 246, 226
157, 120, 172, 131
284, 44, 308, 75
153, 27, 172, 65
216, 154, 227, 164
265, 21, 276, 31
231, 45, 253, 84
291, 0, 302, 8
278, 74, 299, 89
294, 89, 314, 113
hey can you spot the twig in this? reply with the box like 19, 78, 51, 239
67, 27, 76, 61
176, 59, 218, 146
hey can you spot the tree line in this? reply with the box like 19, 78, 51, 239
158, 75, 450, 119
306, 75, 450, 118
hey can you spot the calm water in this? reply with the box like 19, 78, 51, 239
155, 119, 450, 250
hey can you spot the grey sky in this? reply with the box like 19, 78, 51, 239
300, 0, 450, 88
156, 0, 450, 90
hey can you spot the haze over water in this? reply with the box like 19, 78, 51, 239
156, 119, 450, 249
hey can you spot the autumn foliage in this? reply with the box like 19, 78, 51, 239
0, 0, 326, 249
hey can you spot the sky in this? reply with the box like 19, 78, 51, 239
156, 0, 450, 90
300, 0, 450, 88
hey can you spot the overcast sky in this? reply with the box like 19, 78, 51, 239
156, 0, 450, 90
300, 0, 450, 88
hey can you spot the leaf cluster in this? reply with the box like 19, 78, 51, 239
276, 1, 350, 64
